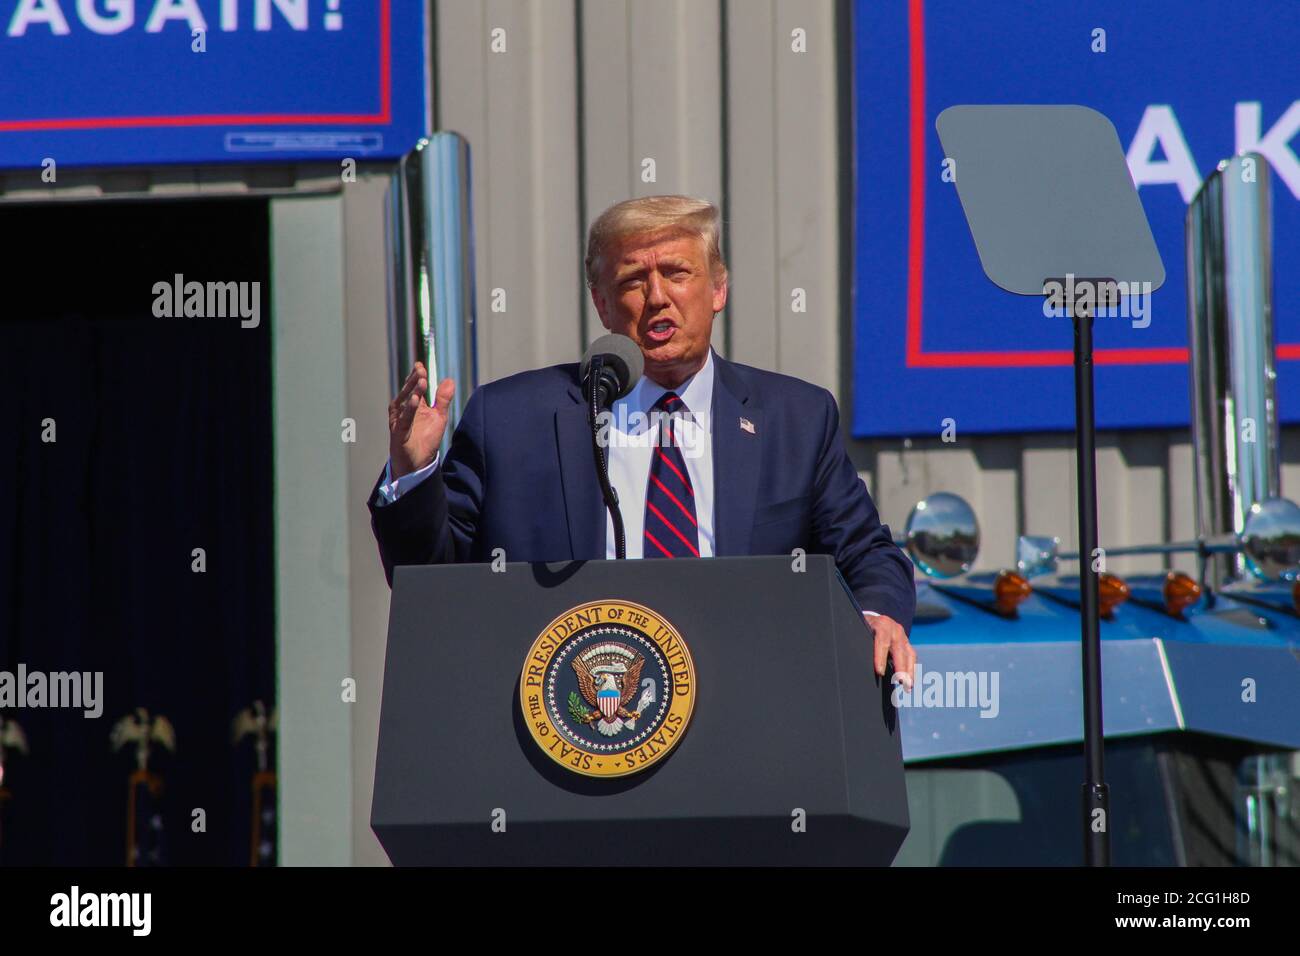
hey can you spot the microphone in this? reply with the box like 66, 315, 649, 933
580, 334, 644, 409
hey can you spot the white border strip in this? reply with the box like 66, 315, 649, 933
1153, 637, 1185, 730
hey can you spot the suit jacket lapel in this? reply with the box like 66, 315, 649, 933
557, 378, 605, 560
711, 354, 762, 556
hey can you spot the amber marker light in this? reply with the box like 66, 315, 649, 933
1162, 571, 1201, 617
1098, 572, 1130, 618
993, 570, 1032, 615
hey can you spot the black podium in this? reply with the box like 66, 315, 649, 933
371, 555, 910, 865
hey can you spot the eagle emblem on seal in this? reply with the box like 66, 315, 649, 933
570, 642, 648, 737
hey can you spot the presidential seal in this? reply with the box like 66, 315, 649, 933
519, 599, 695, 778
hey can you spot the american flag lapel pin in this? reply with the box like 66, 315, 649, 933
739, 417, 755, 435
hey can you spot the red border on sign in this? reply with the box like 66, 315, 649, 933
903, 0, 1299, 368
0, 0, 391, 131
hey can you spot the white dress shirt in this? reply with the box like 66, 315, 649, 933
377, 456, 438, 503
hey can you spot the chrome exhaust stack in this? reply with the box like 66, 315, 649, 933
1185, 152, 1283, 588
387, 133, 478, 454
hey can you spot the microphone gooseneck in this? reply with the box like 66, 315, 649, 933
587, 356, 626, 560
580, 335, 643, 560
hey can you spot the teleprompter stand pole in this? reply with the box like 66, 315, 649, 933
1071, 302, 1110, 867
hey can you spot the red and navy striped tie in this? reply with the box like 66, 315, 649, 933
644, 391, 699, 558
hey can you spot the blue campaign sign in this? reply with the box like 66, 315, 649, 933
852, 0, 1300, 437
0, 0, 426, 168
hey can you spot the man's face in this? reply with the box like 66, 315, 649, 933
591, 231, 727, 388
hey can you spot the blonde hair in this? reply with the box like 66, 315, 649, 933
584, 195, 727, 289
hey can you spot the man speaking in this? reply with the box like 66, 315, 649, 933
368, 195, 917, 687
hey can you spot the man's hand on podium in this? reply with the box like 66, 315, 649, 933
389, 361, 456, 479
867, 612, 915, 690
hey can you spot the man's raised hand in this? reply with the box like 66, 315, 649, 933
388, 361, 455, 478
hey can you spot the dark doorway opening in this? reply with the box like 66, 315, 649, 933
0, 198, 276, 865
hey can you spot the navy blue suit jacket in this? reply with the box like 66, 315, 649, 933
368, 351, 916, 632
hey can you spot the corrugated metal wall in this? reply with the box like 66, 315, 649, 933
431, 0, 1297, 577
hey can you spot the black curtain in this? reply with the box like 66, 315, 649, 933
0, 198, 275, 865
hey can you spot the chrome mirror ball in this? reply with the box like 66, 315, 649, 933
905, 492, 979, 578
1241, 497, 1300, 582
